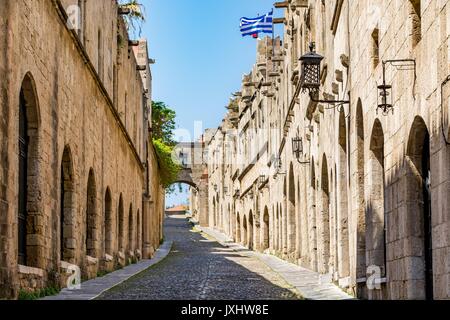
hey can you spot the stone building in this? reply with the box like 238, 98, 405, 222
0, 0, 164, 299
205, 0, 450, 300
178, 130, 214, 226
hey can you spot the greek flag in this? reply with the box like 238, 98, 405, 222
240, 9, 273, 37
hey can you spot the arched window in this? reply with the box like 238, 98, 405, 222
77, 0, 85, 44
97, 29, 103, 81
409, 0, 422, 47
371, 28, 380, 68
18, 90, 29, 266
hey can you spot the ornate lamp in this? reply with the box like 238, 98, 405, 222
300, 42, 324, 96
377, 59, 416, 115
273, 156, 286, 176
299, 42, 350, 105
259, 175, 266, 185
292, 136, 310, 164
377, 83, 393, 115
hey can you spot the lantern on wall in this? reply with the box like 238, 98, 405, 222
377, 83, 393, 115
299, 42, 350, 105
299, 42, 324, 95
292, 136, 303, 159
258, 175, 266, 186
292, 136, 310, 164
377, 59, 416, 115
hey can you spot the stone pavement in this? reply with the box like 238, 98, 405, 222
196, 225, 355, 300
96, 214, 302, 300
41, 240, 173, 300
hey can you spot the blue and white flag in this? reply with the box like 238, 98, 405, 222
240, 9, 273, 37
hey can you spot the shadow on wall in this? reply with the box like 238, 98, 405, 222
357, 115, 442, 300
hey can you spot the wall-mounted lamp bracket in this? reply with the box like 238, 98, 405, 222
377, 59, 416, 115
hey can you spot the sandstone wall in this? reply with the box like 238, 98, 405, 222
207, 0, 450, 300
0, 0, 163, 299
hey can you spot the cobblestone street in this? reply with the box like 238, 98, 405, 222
97, 214, 301, 300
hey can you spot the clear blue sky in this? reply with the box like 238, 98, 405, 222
141, 1, 283, 207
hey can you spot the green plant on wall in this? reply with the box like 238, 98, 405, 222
151, 101, 182, 193
151, 101, 177, 146
153, 139, 182, 190
118, 0, 146, 37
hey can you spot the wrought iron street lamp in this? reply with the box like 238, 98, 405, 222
259, 175, 266, 185
213, 184, 218, 192
292, 136, 309, 165
299, 42, 350, 106
377, 59, 416, 115
300, 43, 324, 96
273, 156, 286, 177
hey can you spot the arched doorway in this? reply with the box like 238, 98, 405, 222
367, 120, 386, 280
405, 116, 433, 300
228, 203, 232, 237
282, 177, 287, 253
355, 101, 367, 292
242, 215, 248, 246
118, 194, 124, 252
320, 155, 331, 274
18, 73, 40, 267
275, 206, 280, 251
212, 197, 216, 227
248, 211, 254, 250
310, 159, 318, 271
236, 213, 241, 243
136, 209, 141, 252
60, 147, 75, 262
338, 112, 350, 278
263, 207, 270, 250
128, 204, 134, 253
288, 163, 296, 255
104, 188, 113, 256
86, 169, 98, 258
